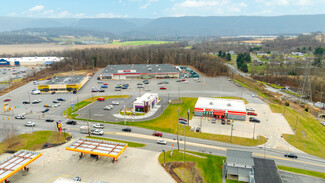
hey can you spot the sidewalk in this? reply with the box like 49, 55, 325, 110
113, 105, 161, 120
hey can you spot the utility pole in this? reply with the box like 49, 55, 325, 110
124, 105, 126, 125
177, 108, 180, 150
230, 122, 234, 143
252, 122, 256, 139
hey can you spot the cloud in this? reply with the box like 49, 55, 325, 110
276, 0, 289, 6
29, 5, 44, 12
178, 0, 220, 8
140, 3, 151, 9
96, 13, 128, 18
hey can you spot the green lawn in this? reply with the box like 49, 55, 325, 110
0, 131, 70, 154
158, 150, 243, 183
87, 136, 145, 148
109, 41, 172, 46
270, 103, 325, 159
278, 165, 325, 179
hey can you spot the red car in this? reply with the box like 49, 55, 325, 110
160, 87, 167, 90
179, 117, 188, 122
97, 97, 105, 101
3, 99, 11, 102
153, 131, 163, 137
103, 83, 108, 85
181, 79, 186, 81
247, 112, 257, 116
51, 91, 56, 94
47, 78, 52, 80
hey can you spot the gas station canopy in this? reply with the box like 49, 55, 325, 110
0, 150, 42, 182
65, 138, 128, 159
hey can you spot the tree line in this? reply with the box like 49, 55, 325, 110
51, 43, 229, 77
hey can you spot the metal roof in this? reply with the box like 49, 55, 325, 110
226, 150, 254, 168
65, 138, 128, 158
195, 97, 246, 112
0, 150, 42, 182
101, 64, 179, 75
43, 75, 87, 85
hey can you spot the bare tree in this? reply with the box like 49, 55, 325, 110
2, 124, 18, 149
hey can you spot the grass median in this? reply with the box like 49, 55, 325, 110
278, 165, 325, 179
270, 103, 325, 159
158, 150, 242, 183
87, 136, 145, 148
0, 131, 71, 154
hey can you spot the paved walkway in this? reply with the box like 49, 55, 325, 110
113, 105, 162, 120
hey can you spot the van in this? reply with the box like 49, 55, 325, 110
31, 90, 41, 95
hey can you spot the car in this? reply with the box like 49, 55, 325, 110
42, 108, 49, 113
91, 129, 104, 135
97, 97, 105, 101
32, 100, 40, 104
122, 127, 131, 132
196, 127, 201, 132
25, 121, 35, 127
212, 118, 216, 123
153, 131, 163, 137
157, 139, 167, 145
93, 123, 104, 129
247, 112, 257, 116
98, 89, 105, 92
160, 87, 167, 90
53, 100, 59, 103
47, 78, 52, 80
176, 80, 182, 82
179, 120, 188, 125
101, 85, 108, 88
137, 85, 144, 88
92, 89, 99, 92
284, 153, 298, 159
103, 105, 113, 110
54, 103, 60, 108
115, 88, 121, 91
51, 91, 56, 94
181, 79, 186, 81
15, 115, 26, 119
249, 117, 260, 123
73, 177, 81, 181
179, 117, 187, 122
45, 119, 54, 122
123, 84, 129, 87
3, 99, 11, 102
98, 81, 103, 84
246, 107, 255, 111
57, 98, 65, 101
122, 86, 128, 89
321, 121, 325, 126
103, 83, 108, 85
66, 120, 77, 125
115, 85, 122, 88
163, 80, 169, 84
227, 119, 231, 125
22, 101, 30, 104
112, 101, 119, 105
251, 94, 258, 98
157, 82, 164, 85
143, 80, 149, 84
221, 119, 226, 125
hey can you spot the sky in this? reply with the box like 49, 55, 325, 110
3, 0, 325, 18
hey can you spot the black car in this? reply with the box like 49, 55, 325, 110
99, 89, 105, 92
196, 127, 201, 132
221, 119, 226, 125
122, 127, 131, 132
53, 100, 59, 103
22, 101, 30, 104
32, 101, 40, 104
57, 98, 65, 101
66, 120, 77, 125
45, 119, 54, 122
249, 117, 260, 123
284, 153, 298, 159
42, 108, 49, 113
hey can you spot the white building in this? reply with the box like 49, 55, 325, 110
0, 57, 64, 66
194, 97, 246, 121
133, 93, 159, 113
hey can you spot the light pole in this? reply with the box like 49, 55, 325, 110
230, 122, 234, 143
252, 122, 256, 139
124, 105, 126, 125
162, 150, 166, 167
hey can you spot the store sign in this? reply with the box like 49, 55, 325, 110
118, 70, 136, 73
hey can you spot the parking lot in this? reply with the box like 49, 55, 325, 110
2, 141, 175, 183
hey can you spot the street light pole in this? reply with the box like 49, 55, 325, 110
162, 150, 166, 167
253, 122, 256, 139
230, 122, 234, 143
124, 105, 126, 125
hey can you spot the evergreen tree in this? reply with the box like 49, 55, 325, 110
226, 53, 231, 61
218, 50, 223, 57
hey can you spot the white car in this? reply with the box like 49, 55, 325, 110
112, 101, 119, 105
321, 121, 325, 126
157, 139, 167, 145
91, 129, 104, 135
25, 121, 35, 127
246, 107, 255, 111
251, 94, 258, 98
103, 105, 114, 110
15, 115, 26, 119
54, 103, 61, 108
93, 123, 104, 129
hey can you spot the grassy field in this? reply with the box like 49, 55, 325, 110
278, 165, 325, 179
270, 103, 325, 159
0, 131, 70, 154
87, 136, 145, 148
121, 97, 267, 146
109, 41, 172, 46
158, 150, 243, 183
